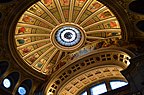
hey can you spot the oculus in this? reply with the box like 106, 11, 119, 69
18, 86, 26, 95
55, 26, 81, 47
3, 78, 11, 88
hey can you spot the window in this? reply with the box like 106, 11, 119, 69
0, 61, 9, 77
3, 78, 11, 88
110, 81, 128, 90
18, 86, 26, 95
81, 91, 87, 95
90, 83, 107, 95
56, 26, 81, 47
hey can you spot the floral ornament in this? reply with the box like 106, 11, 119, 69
99, 11, 112, 19
17, 37, 30, 45
63, 0, 69, 5
22, 48, 31, 54
77, 0, 86, 6
17, 39, 25, 44
18, 27, 26, 34
22, 15, 34, 23
44, 0, 52, 5
90, 2, 101, 10
29, 53, 39, 63
29, 5, 42, 15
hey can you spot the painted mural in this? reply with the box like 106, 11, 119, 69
15, 0, 122, 75
56, 38, 129, 69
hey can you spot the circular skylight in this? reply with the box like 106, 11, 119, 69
55, 26, 81, 47
3, 78, 11, 88
18, 86, 26, 95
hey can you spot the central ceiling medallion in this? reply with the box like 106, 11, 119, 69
51, 23, 86, 51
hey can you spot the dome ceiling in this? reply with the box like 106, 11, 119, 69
14, 0, 122, 75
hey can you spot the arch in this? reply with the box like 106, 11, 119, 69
129, 1, 144, 14
80, 80, 128, 95
136, 20, 144, 32
0, 12, 2, 20
16, 79, 32, 95
90, 83, 107, 95
0, 61, 9, 77
0, 72, 20, 92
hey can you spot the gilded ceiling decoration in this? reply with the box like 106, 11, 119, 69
14, 0, 122, 75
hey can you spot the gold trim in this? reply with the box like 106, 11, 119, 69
15, 34, 50, 38
17, 39, 50, 49
42, 48, 59, 72
68, 0, 75, 22
54, 0, 66, 22
55, 50, 63, 66
80, 6, 107, 26
23, 43, 52, 59
17, 23, 52, 32
37, 2, 60, 25
86, 29, 121, 34
32, 45, 55, 66
74, 0, 93, 24
86, 36, 106, 40
25, 11, 55, 28
84, 17, 117, 30
86, 35, 121, 40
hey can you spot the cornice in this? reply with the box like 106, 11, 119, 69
43, 47, 133, 95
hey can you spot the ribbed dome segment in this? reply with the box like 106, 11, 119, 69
15, 0, 122, 75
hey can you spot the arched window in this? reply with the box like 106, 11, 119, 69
0, 72, 20, 92
81, 91, 87, 95
0, 12, 2, 20
0, 61, 9, 77
90, 83, 107, 95
2, 78, 11, 88
136, 20, 144, 32
80, 80, 128, 95
129, 1, 144, 14
18, 86, 27, 95
110, 80, 128, 90
17, 79, 32, 95
80, 83, 107, 95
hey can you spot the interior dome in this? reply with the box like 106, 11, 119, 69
14, 0, 122, 75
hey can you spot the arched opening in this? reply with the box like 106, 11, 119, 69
129, 1, 144, 14
0, 61, 9, 77
80, 80, 128, 95
0, 72, 20, 93
0, 0, 13, 3
0, 12, 2, 20
16, 79, 32, 95
136, 20, 144, 32
110, 80, 128, 90
90, 83, 107, 95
